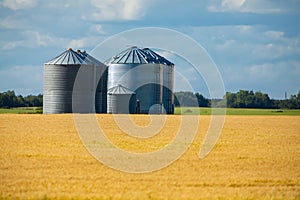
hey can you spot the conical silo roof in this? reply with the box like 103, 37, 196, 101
45, 48, 93, 65
108, 84, 136, 95
77, 50, 106, 66
109, 46, 155, 64
142, 48, 174, 66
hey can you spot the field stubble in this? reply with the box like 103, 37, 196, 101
0, 114, 299, 199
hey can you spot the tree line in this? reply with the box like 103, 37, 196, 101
1, 90, 299, 109
174, 90, 300, 109
174, 91, 209, 107
222, 90, 300, 109
0, 90, 43, 108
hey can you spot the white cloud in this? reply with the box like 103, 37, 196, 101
246, 61, 300, 81
154, 49, 176, 61
1, 31, 67, 50
189, 25, 300, 64
122, 0, 143, 20
264, 31, 284, 39
0, 16, 26, 29
2, 40, 24, 50
221, 0, 245, 10
84, 0, 149, 21
0, 65, 43, 95
1, 0, 37, 10
247, 63, 275, 80
66, 36, 104, 49
27, 31, 56, 47
251, 33, 300, 60
89, 24, 105, 34
185, 24, 300, 97
220, 60, 300, 98
207, 0, 292, 13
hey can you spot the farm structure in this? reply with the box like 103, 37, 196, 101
107, 84, 136, 114
106, 46, 174, 114
43, 48, 107, 114
43, 47, 174, 114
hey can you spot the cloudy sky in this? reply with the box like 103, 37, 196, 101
0, 0, 299, 99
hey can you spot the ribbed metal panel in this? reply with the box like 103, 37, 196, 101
162, 64, 174, 114
142, 48, 174, 65
43, 64, 80, 114
110, 46, 151, 64
78, 50, 108, 113
43, 48, 108, 114
95, 67, 108, 113
107, 94, 136, 114
46, 48, 93, 65
143, 48, 175, 114
107, 85, 136, 114
108, 63, 163, 114
135, 82, 163, 114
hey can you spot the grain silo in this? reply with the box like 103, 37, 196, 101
43, 48, 107, 114
77, 50, 108, 113
107, 46, 163, 114
143, 48, 175, 114
107, 84, 136, 114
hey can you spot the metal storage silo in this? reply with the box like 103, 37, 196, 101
107, 84, 136, 114
143, 48, 175, 114
107, 46, 163, 114
77, 50, 108, 113
43, 48, 105, 114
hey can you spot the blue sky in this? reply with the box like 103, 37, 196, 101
0, 0, 299, 99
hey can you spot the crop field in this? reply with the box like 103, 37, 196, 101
1, 107, 300, 115
0, 107, 42, 114
175, 107, 300, 115
0, 114, 300, 199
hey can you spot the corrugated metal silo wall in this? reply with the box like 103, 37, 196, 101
72, 65, 100, 113
108, 63, 163, 114
43, 64, 80, 114
95, 67, 108, 113
107, 94, 136, 114
162, 64, 175, 114
44, 64, 107, 114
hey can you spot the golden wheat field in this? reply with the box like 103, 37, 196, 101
0, 114, 300, 199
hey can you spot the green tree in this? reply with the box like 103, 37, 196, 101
0, 90, 43, 108
236, 90, 251, 108
174, 91, 199, 107
0, 90, 17, 108
225, 92, 236, 108
195, 93, 209, 107
17, 95, 26, 107
24, 94, 43, 107
255, 91, 272, 108
245, 90, 255, 108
